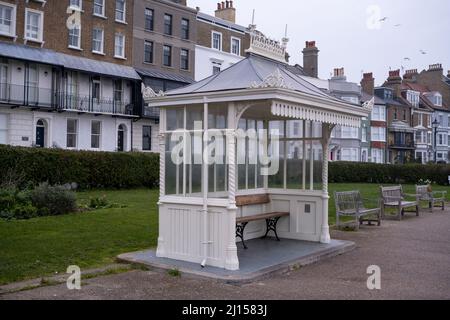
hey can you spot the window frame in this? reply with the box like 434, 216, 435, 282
180, 48, 189, 71
163, 44, 172, 67
69, 0, 82, 11
142, 125, 152, 151
211, 31, 222, 51
164, 13, 173, 36
144, 40, 154, 64
92, 27, 104, 54
0, 2, 16, 38
145, 8, 154, 31
24, 8, 44, 43
231, 36, 241, 56
66, 118, 78, 149
115, 0, 126, 23
181, 18, 189, 40
90, 120, 101, 149
68, 24, 81, 49
93, 0, 105, 18
114, 33, 125, 59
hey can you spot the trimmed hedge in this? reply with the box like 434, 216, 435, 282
329, 162, 450, 186
1, 145, 449, 189
0, 145, 159, 189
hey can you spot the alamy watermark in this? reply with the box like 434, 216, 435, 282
367, 265, 381, 290
66, 265, 81, 290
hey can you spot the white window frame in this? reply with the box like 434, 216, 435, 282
407, 90, 420, 107
69, 0, 82, 11
211, 31, 222, 51
371, 105, 386, 121
114, 33, 125, 59
90, 120, 102, 149
68, 24, 81, 49
341, 126, 358, 139
341, 148, 359, 162
66, 118, 78, 149
92, 28, 104, 54
115, 0, 126, 23
180, 48, 189, 71
371, 148, 383, 164
93, 0, 105, 18
0, 2, 16, 38
437, 133, 445, 146
24, 8, 44, 43
231, 36, 241, 56
371, 127, 386, 142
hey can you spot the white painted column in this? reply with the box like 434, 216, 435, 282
201, 101, 209, 267
156, 129, 166, 256
320, 123, 332, 244
225, 103, 239, 270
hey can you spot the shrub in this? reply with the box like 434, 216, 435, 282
0, 145, 159, 190
10, 204, 38, 220
329, 162, 450, 186
29, 183, 77, 216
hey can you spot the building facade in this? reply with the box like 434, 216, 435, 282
0, 0, 145, 152
195, 2, 250, 81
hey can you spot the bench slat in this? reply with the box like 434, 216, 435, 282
236, 212, 289, 224
236, 194, 270, 207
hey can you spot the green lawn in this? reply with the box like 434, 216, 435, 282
0, 184, 449, 285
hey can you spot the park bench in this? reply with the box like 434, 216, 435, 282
416, 185, 446, 212
334, 191, 381, 230
235, 194, 289, 249
380, 186, 419, 221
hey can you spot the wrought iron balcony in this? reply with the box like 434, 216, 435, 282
0, 83, 54, 108
57, 93, 135, 116
388, 141, 416, 149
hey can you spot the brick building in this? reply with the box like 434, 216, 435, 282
0, 0, 150, 152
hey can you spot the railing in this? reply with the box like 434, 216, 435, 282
0, 83, 136, 116
388, 141, 415, 149
0, 83, 54, 108
57, 93, 135, 116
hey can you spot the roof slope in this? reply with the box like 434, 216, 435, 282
0, 41, 141, 80
166, 54, 341, 102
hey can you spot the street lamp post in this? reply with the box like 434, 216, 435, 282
432, 119, 439, 163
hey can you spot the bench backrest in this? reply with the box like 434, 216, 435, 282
334, 191, 363, 213
236, 194, 270, 207
380, 186, 403, 202
416, 185, 431, 198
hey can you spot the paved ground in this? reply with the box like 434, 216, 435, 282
2, 209, 450, 300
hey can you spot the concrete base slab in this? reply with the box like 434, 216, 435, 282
117, 238, 355, 283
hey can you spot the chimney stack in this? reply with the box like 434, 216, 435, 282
215, 1, 236, 23
332, 68, 346, 80
302, 41, 319, 78
403, 69, 418, 81
428, 63, 443, 71
361, 72, 375, 95
386, 69, 402, 98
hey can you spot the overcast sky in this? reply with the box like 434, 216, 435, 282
188, 0, 450, 86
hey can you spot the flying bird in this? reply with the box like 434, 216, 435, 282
379, 17, 388, 22
404, 57, 411, 61
394, 24, 402, 27
420, 50, 427, 55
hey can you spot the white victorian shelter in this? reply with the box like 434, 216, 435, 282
145, 33, 371, 271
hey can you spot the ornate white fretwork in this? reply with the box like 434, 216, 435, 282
362, 97, 375, 112
250, 69, 293, 90
142, 86, 165, 100
271, 101, 362, 128
245, 26, 288, 63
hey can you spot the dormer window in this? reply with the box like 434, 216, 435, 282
425, 92, 443, 107
407, 90, 420, 107
384, 89, 393, 100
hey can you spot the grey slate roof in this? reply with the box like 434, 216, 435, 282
361, 92, 385, 105
197, 12, 247, 33
136, 68, 194, 84
0, 41, 141, 80
166, 54, 341, 102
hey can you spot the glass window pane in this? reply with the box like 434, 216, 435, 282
166, 107, 184, 131
186, 105, 203, 130
286, 141, 303, 189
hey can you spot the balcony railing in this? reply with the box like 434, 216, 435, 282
0, 83, 54, 108
388, 141, 416, 149
1, 83, 136, 116
57, 93, 135, 116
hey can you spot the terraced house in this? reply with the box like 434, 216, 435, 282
0, 0, 147, 152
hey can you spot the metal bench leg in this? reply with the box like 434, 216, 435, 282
263, 217, 282, 241
236, 222, 248, 250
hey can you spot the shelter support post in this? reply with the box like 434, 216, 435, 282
156, 132, 166, 257
320, 123, 334, 244
225, 103, 239, 271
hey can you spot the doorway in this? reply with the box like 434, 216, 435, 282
118, 124, 126, 152
36, 119, 46, 148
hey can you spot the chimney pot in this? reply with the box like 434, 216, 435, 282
429, 63, 443, 71
217, 3, 221, 10
363, 72, 373, 79
302, 41, 319, 78
222, 1, 225, 9
230, 0, 233, 8
226, 1, 229, 8
389, 69, 400, 78
361, 72, 375, 95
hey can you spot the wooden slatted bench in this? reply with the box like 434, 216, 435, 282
235, 194, 289, 249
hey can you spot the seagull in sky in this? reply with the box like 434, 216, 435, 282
420, 50, 427, 55
404, 57, 411, 61
379, 17, 388, 22
394, 24, 402, 27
